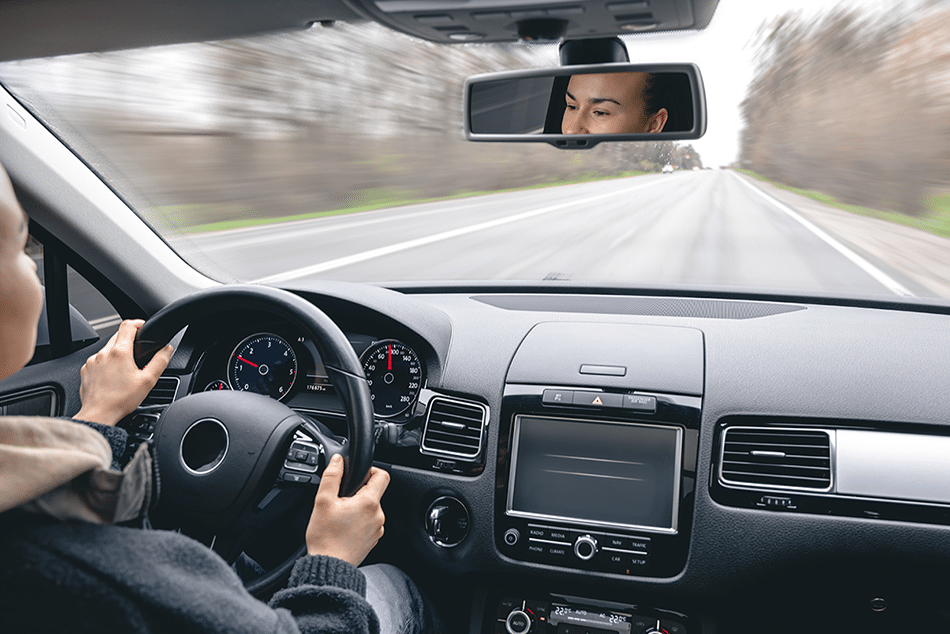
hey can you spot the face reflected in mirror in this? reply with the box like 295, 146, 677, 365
562, 72, 669, 135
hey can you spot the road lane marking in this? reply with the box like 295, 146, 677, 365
733, 173, 915, 297
254, 181, 659, 283
195, 177, 654, 251
89, 315, 122, 331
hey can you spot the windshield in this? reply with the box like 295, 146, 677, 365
1, 1, 948, 300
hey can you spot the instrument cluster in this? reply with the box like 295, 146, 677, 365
193, 326, 426, 420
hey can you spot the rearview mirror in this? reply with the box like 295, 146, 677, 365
464, 63, 706, 149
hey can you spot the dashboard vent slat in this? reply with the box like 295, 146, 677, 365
720, 427, 832, 491
140, 376, 180, 408
421, 397, 487, 460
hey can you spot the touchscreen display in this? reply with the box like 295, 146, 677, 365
507, 415, 681, 533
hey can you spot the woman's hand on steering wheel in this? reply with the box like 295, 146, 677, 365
306, 454, 390, 566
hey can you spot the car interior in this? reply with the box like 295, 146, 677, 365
3, 0, 950, 632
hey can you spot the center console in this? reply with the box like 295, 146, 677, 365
486, 321, 705, 633
496, 385, 700, 578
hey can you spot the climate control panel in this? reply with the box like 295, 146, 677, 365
490, 596, 689, 634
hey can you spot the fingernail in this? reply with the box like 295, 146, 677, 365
331, 454, 342, 464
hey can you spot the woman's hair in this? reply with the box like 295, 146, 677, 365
642, 72, 694, 132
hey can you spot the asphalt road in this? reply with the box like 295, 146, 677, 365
184, 169, 924, 298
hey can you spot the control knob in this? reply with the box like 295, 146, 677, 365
644, 619, 669, 634
573, 534, 598, 560
505, 609, 532, 634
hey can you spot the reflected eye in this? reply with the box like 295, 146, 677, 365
565, 103, 577, 111
593, 110, 609, 117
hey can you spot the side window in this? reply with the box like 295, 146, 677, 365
27, 231, 122, 364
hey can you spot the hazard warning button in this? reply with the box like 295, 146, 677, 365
572, 391, 623, 408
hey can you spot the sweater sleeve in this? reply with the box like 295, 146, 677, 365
67, 418, 130, 470
268, 555, 380, 634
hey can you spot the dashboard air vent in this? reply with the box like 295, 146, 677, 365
421, 396, 487, 459
720, 427, 832, 491
140, 376, 180, 408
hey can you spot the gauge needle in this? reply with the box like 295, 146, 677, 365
388, 344, 392, 371
237, 355, 258, 368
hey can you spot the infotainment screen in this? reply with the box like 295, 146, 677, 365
507, 415, 682, 533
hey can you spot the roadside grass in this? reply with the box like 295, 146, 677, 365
165, 170, 649, 234
737, 169, 950, 239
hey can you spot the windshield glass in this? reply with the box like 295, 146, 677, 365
1, 1, 948, 300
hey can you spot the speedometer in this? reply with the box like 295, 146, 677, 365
360, 339, 422, 417
228, 333, 298, 400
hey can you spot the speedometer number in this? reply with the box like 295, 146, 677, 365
361, 340, 423, 417
228, 333, 298, 401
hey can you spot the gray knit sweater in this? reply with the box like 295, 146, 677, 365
0, 420, 380, 634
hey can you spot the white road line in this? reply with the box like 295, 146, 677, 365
89, 315, 122, 330
254, 181, 658, 283
733, 172, 914, 298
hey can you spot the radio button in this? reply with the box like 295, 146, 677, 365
627, 537, 651, 552
544, 543, 571, 560
603, 534, 628, 549
526, 525, 546, 539
602, 535, 651, 553
606, 551, 626, 569
545, 527, 572, 542
627, 555, 650, 570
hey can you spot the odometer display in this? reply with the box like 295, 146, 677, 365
228, 333, 298, 400
361, 340, 422, 417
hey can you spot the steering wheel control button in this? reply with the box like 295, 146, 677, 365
505, 609, 532, 634
283, 472, 311, 484
425, 496, 470, 547
572, 391, 623, 408
542, 389, 574, 405
622, 393, 658, 413
573, 534, 598, 560
503, 528, 521, 546
284, 441, 321, 473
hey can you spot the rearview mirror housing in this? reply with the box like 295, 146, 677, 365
464, 63, 706, 149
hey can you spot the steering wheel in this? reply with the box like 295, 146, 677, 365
133, 284, 375, 594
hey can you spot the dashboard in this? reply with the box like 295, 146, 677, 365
125, 282, 950, 634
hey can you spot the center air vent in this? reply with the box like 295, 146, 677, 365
421, 396, 488, 459
720, 427, 832, 491
140, 376, 180, 408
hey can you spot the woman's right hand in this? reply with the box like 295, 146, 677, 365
305, 454, 390, 566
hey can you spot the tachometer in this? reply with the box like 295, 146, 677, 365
228, 333, 298, 400
360, 339, 422, 417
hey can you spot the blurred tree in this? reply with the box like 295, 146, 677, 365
740, 6, 950, 216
